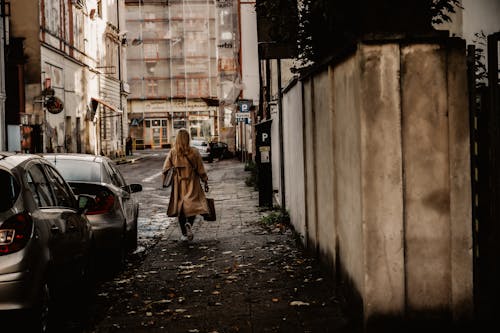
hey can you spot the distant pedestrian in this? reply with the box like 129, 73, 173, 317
163, 129, 209, 242
125, 136, 133, 156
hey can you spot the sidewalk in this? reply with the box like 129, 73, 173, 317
85, 159, 359, 333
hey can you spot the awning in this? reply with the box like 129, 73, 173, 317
201, 97, 220, 107
91, 97, 122, 113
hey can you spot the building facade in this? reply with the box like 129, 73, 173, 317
6, 0, 128, 156
125, 0, 220, 148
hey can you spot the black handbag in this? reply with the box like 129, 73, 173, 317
203, 198, 216, 221
163, 167, 175, 187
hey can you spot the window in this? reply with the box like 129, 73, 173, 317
44, 165, 75, 208
73, 9, 85, 51
173, 120, 186, 129
144, 43, 159, 60
46, 159, 102, 183
44, 0, 62, 35
102, 160, 125, 188
147, 80, 159, 96
0, 170, 20, 212
27, 164, 55, 207
97, 0, 102, 17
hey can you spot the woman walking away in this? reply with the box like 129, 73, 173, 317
163, 129, 209, 242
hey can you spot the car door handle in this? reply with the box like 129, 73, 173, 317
50, 225, 60, 233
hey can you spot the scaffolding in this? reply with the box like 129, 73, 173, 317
125, 0, 226, 146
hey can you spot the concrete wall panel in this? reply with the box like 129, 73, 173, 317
332, 56, 364, 293
447, 41, 473, 320
359, 44, 405, 318
283, 83, 307, 237
401, 44, 451, 312
303, 79, 318, 248
314, 71, 336, 263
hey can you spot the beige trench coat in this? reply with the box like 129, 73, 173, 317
163, 147, 209, 217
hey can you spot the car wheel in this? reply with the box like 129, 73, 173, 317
112, 232, 127, 272
27, 282, 51, 333
82, 242, 97, 295
128, 216, 138, 251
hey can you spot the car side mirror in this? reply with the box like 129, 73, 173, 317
77, 194, 96, 214
126, 183, 143, 193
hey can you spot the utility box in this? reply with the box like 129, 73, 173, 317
255, 120, 273, 207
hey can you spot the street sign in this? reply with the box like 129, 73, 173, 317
235, 112, 250, 122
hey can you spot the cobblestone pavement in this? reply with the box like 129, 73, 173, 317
83, 159, 360, 333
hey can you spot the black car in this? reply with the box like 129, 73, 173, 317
209, 142, 232, 160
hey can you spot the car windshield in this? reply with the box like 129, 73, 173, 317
0, 170, 20, 212
192, 140, 207, 147
49, 160, 102, 182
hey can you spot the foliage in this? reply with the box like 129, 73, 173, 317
430, 0, 463, 25
471, 31, 488, 88
259, 207, 290, 227
257, 0, 464, 70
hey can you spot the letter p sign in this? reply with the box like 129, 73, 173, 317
262, 133, 268, 142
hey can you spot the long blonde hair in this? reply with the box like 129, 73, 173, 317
175, 129, 191, 156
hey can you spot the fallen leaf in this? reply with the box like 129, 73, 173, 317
272, 298, 279, 303
289, 301, 310, 307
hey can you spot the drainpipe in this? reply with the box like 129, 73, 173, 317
0, 0, 6, 150
277, 59, 285, 209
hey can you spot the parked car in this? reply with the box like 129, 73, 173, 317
0, 152, 95, 332
191, 138, 213, 163
43, 154, 142, 268
209, 141, 232, 160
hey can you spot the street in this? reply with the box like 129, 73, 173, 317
51, 150, 358, 332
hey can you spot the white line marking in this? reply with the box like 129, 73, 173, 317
144, 172, 163, 182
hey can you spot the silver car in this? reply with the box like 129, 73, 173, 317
43, 154, 142, 269
0, 152, 94, 332
191, 138, 213, 163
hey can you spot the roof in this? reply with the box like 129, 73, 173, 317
0, 152, 42, 169
41, 153, 108, 163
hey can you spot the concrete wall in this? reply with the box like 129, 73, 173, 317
280, 37, 473, 328
282, 83, 306, 237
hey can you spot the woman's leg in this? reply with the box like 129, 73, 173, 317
185, 215, 195, 241
178, 211, 187, 236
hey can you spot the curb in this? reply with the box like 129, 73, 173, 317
114, 156, 143, 164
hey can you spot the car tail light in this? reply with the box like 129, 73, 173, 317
0, 212, 33, 255
86, 190, 115, 215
